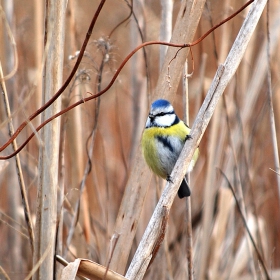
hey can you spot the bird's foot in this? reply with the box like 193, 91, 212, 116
166, 175, 174, 184
185, 134, 192, 141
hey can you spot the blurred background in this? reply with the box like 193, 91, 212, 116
0, 0, 280, 279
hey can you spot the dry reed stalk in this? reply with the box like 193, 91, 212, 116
183, 61, 194, 280
239, 4, 257, 97
129, 0, 147, 179
266, 2, 280, 204
194, 53, 207, 125
57, 112, 66, 279
159, 0, 173, 68
63, 0, 92, 259
217, 0, 231, 64
110, 0, 207, 275
65, 113, 96, 254
274, 51, 280, 162
127, 0, 149, 175
126, 1, 268, 278
66, 0, 85, 195
32, 0, 66, 278
33, 0, 43, 117
58, 256, 128, 280
56, 3, 80, 266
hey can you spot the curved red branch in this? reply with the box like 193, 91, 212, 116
0, 0, 255, 159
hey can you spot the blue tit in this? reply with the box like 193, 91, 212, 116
141, 99, 199, 198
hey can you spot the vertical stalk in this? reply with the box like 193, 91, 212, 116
183, 62, 193, 280
34, 0, 43, 118
160, 0, 173, 68
33, 0, 66, 278
129, 0, 147, 164
266, 1, 280, 200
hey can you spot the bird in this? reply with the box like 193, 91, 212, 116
141, 99, 199, 198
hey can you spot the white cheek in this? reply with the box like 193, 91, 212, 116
156, 114, 175, 127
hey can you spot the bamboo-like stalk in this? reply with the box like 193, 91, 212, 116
125, 1, 268, 278
34, 0, 43, 117
266, 2, 280, 204
109, 0, 207, 274
32, 0, 66, 278
63, 0, 88, 259
129, 0, 147, 179
183, 62, 193, 280
57, 255, 128, 280
159, 0, 173, 68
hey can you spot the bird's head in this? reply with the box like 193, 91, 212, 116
145, 99, 179, 128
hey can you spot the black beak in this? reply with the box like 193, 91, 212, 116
148, 114, 155, 121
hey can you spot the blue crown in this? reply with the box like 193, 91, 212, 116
152, 99, 171, 108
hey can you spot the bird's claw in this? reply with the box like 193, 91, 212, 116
185, 134, 192, 141
167, 175, 174, 184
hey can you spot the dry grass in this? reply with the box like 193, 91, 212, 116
0, 0, 280, 279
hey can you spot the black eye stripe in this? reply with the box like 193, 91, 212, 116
155, 110, 174, 117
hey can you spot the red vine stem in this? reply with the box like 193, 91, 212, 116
0, 0, 255, 159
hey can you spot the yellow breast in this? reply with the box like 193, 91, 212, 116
141, 121, 191, 178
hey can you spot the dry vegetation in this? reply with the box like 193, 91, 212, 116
0, 0, 280, 279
